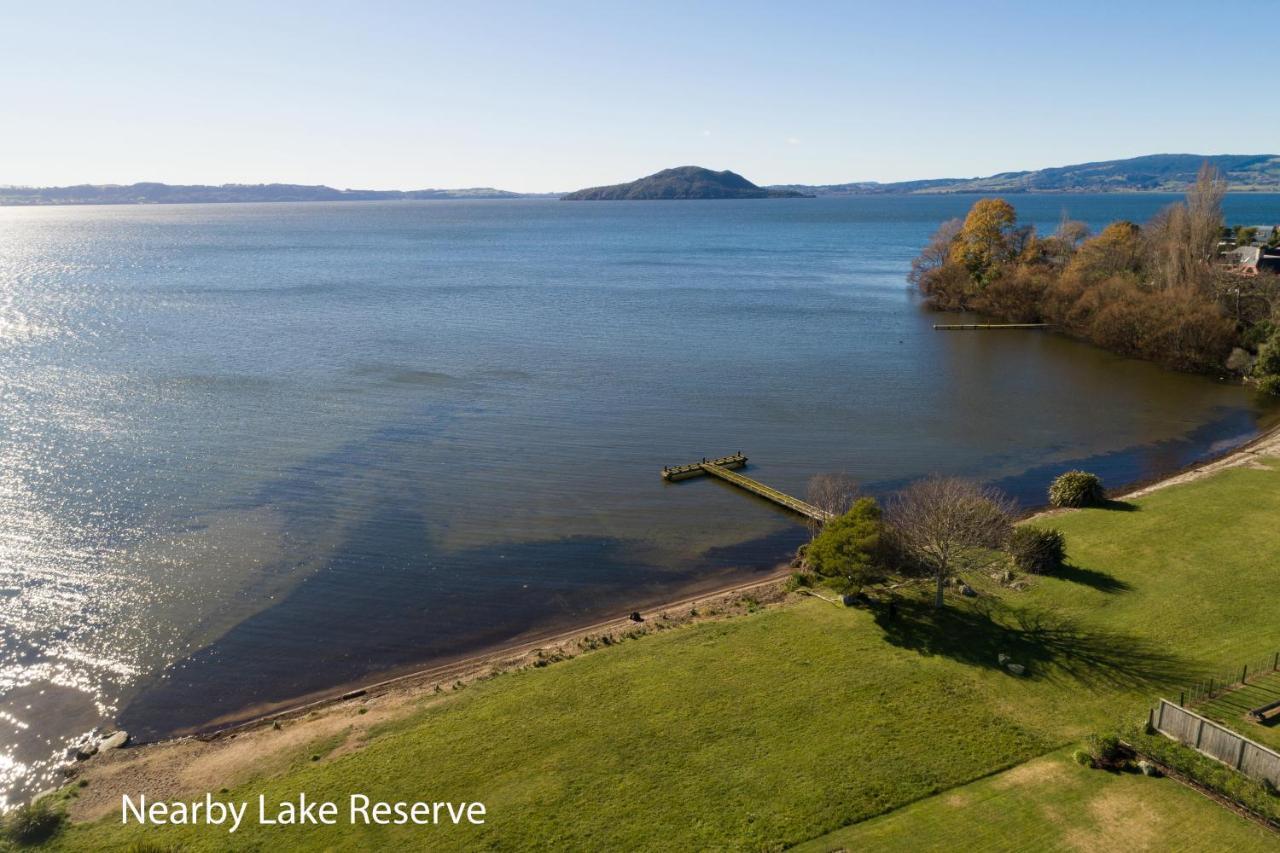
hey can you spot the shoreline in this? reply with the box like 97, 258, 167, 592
111, 417, 1280, 750
60, 417, 1280, 821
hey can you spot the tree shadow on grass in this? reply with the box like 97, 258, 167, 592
872, 597, 1190, 691
1052, 562, 1132, 593
1097, 498, 1138, 512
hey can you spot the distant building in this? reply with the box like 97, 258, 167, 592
1225, 244, 1280, 275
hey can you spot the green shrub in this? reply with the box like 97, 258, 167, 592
1071, 748, 1093, 767
1048, 470, 1106, 508
1241, 320, 1275, 353
785, 572, 813, 591
1008, 527, 1066, 574
805, 498, 885, 593
3, 797, 64, 845
1256, 374, 1280, 398
1253, 329, 1280, 376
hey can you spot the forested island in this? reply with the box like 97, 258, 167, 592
910, 165, 1280, 393
562, 166, 809, 200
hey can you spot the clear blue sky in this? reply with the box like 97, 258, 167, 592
2, 1, 1274, 192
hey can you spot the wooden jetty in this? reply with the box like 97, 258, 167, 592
662, 453, 831, 522
933, 323, 1051, 330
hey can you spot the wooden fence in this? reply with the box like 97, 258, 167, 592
1152, 699, 1280, 786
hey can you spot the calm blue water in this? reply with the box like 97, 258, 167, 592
0, 194, 1276, 801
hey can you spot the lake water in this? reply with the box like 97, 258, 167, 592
1, 194, 1277, 803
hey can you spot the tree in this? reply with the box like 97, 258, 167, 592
908, 217, 962, 287
805, 473, 861, 538
805, 498, 884, 594
949, 198, 1021, 285
1147, 163, 1225, 293
887, 477, 1013, 609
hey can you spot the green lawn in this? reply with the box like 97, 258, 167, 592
45, 459, 1280, 850
795, 749, 1277, 852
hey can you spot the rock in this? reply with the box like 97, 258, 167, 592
1005, 663, 1026, 676
1001, 570, 1014, 584
629, 611, 644, 622
1138, 760, 1161, 777
960, 584, 977, 597
74, 742, 98, 761
998, 653, 1011, 665
99, 730, 129, 751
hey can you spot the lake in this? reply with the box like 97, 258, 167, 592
1, 194, 1277, 803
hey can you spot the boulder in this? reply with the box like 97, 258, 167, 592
99, 731, 129, 751
1138, 760, 1161, 777
960, 584, 977, 597
74, 742, 97, 761
998, 653, 1011, 665
1005, 663, 1026, 676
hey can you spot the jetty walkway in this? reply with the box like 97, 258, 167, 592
661, 453, 831, 522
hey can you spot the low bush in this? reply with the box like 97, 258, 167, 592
1084, 732, 1126, 767
1048, 470, 1106, 508
3, 797, 65, 845
1257, 374, 1280, 398
785, 572, 814, 591
1071, 748, 1093, 767
1253, 329, 1280, 377
1008, 527, 1066, 574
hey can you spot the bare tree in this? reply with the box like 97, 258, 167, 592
805, 473, 860, 537
908, 218, 962, 287
887, 477, 1014, 609
1186, 161, 1227, 266
1146, 163, 1226, 293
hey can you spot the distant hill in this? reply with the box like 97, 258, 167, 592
0, 183, 557, 206
7, 154, 1278, 207
770, 154, 1280, 196
562, 167, 810, 200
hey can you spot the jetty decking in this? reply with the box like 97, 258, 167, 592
662, 453, 832, 522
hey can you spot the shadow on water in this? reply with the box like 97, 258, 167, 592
1051, 563, 1133, 593
987, 407, 1262, 508
871, 597, 1190, 690
119, 513, 805, 740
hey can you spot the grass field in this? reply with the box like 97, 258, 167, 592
42, 458, 1280, 850
795, 749, 1278, 852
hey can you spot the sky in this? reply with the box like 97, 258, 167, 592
1, 1, 1276, 193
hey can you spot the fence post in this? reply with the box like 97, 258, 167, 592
1209, 677, 1214, 698
1237, 738, 1248, 770
1179, 691, 1185, 707
1243, 664, 1248, 684
1195, 718, 1205, 748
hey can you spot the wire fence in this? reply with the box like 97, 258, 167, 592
1175, 650, 1280, 707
